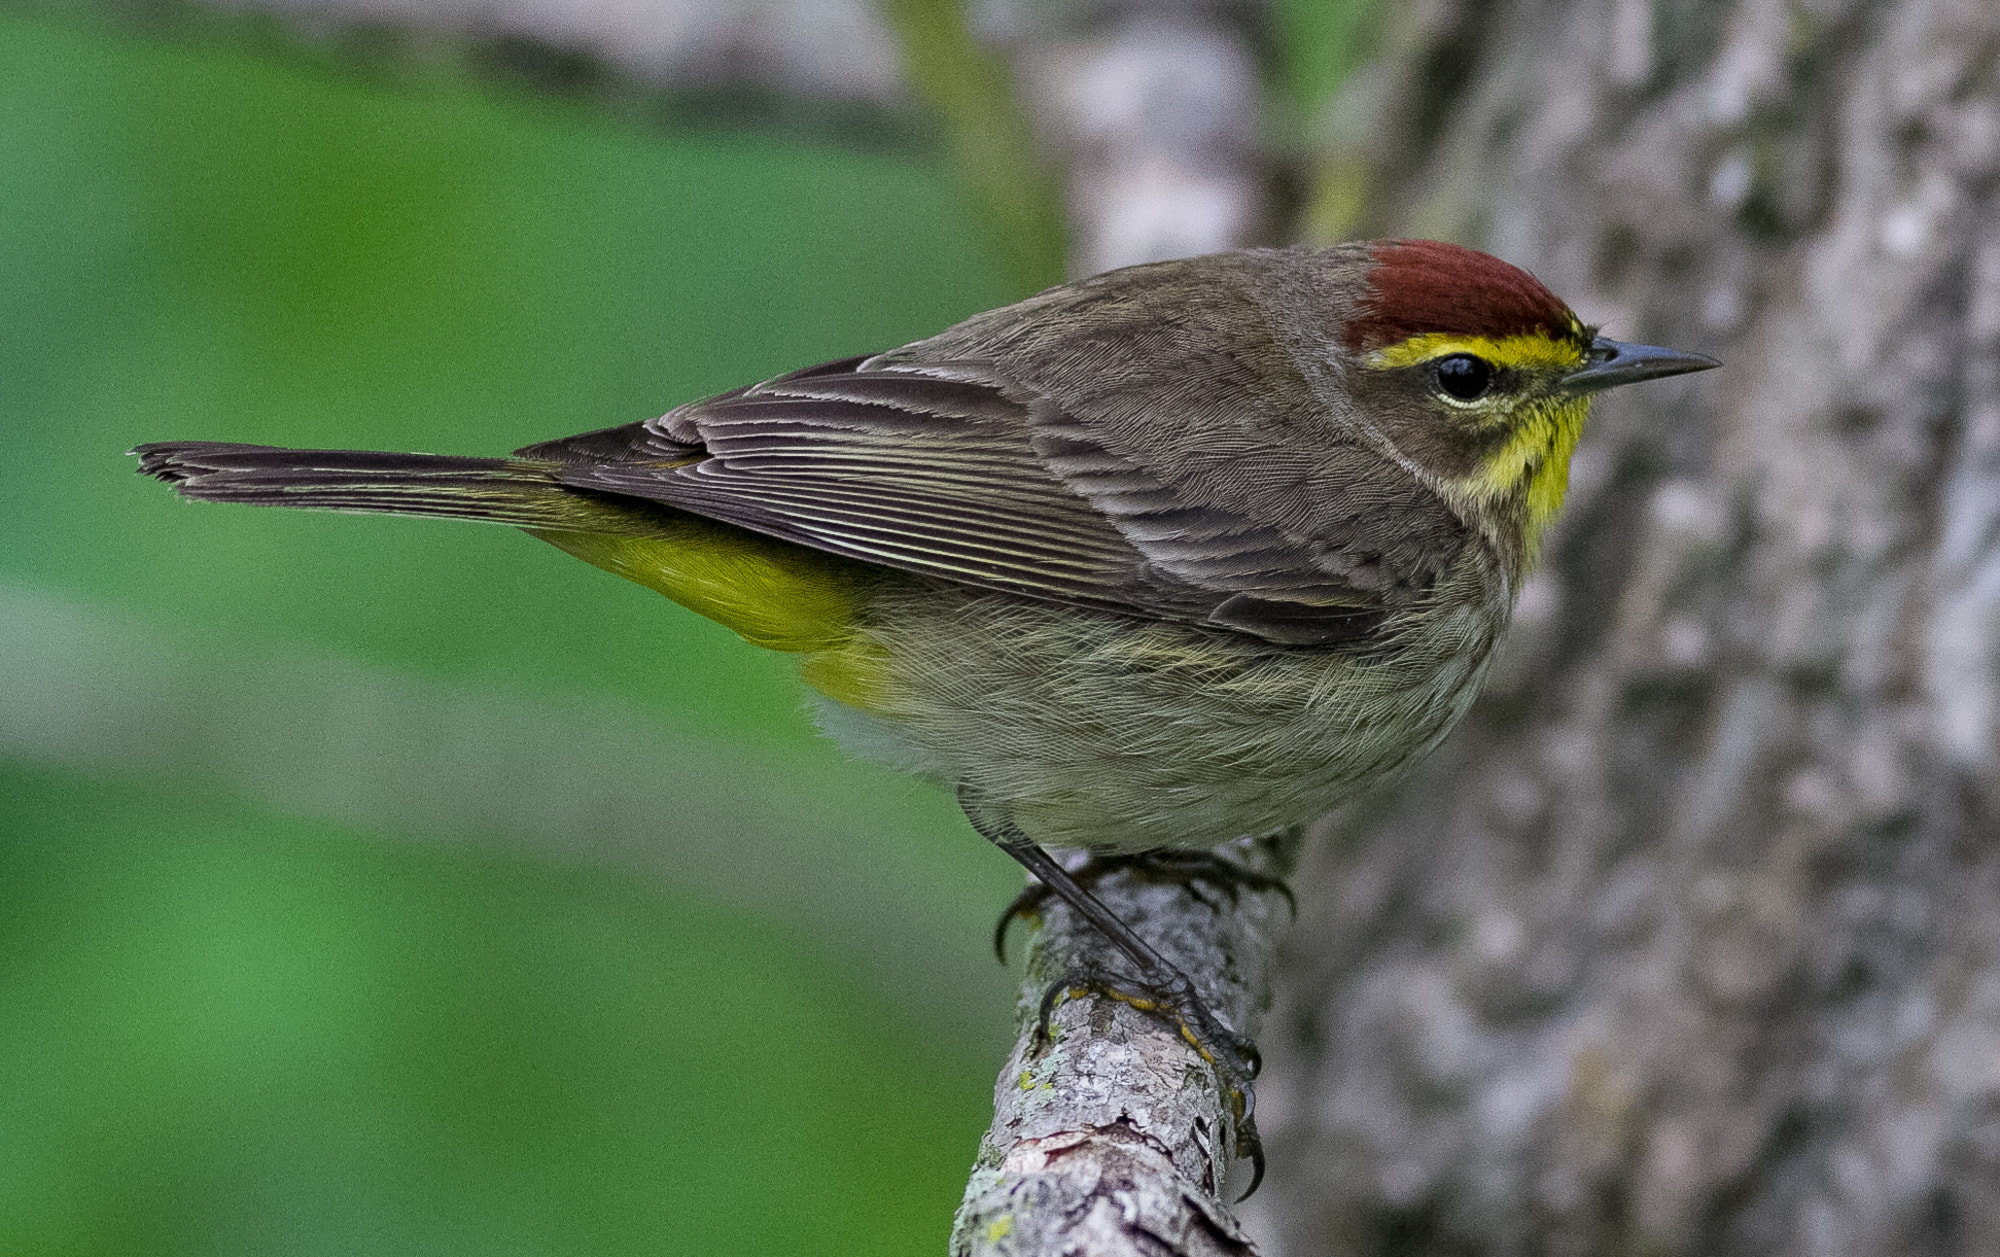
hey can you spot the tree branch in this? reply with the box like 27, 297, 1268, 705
952, 833, 1297, 1257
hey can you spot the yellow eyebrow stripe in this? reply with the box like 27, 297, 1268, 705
1364, 331, 1586, 373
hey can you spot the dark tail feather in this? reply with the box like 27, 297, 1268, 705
132, 441, 660, 533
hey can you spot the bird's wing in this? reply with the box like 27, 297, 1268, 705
521, 355, 1412, 646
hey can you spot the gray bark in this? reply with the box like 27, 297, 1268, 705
951, 836, 1295, 1257
1252, 2, 2000, 1254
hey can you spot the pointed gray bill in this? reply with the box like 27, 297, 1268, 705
1565, 337, 1721, 394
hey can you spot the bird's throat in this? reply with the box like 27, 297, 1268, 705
1462, 394, 1593, 572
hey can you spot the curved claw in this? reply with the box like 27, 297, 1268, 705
1213, 1071, 1264, 1199
1031, 964, 1267, 1198
1232, 1082, 1266, 1200
1264, 872, 1296, 924
1147, 850, 1296, 919
994, 881, 1051, 964
1033, 967, 1083, 1045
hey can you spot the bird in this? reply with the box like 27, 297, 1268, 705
134, 238, 1717, 1193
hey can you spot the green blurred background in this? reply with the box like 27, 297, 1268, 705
0, 3, 1370, 1251
0, 8, 1031, 1254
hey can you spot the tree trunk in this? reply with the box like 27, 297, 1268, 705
1252, 2, 2000, 1253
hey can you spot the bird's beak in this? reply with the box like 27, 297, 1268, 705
1565, 336, 1720, 394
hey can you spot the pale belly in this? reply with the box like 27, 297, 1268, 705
805, 564, 1509, 851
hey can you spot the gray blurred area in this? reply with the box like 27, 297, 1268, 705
204, 0, 909, 101
979, 0, 1266, 273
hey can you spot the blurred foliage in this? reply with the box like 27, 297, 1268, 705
3, 764, 990, 1256
880, 0, 1068, 292
1271, 0, 1385, 246
1271, 0, 1381, 114
0, 7, 1026, 1254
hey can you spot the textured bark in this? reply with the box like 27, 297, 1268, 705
952, 836, 1295, 1257
1252, 2, 2000, 1254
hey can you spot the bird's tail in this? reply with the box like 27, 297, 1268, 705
132, 441, 668, 535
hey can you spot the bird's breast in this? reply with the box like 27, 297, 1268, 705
804, 553, 1512, 850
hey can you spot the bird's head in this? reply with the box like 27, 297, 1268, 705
1334, 239, 1716, 573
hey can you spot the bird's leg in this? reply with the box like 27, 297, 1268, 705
993, 848, 1297, 964
960, 799, 1265, 1195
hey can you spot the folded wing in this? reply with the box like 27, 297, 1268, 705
524, 355, 1409, 647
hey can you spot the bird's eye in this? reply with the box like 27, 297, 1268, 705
1433, 354, 1494, 402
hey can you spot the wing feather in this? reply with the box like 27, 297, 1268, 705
521, 353, 1414, 645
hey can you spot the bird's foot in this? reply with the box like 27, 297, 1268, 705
1034, 959, 1265, 1198
995, 848, 1297, 963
